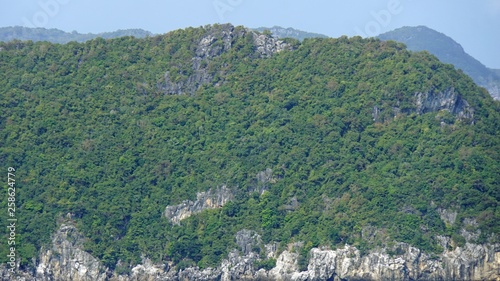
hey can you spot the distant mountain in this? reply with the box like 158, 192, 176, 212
378, 26, 500, 100
0, 26, 152, 44
253, 26, 328, 41
491, 68, 500, 77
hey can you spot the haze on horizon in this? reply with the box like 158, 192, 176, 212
1, 0, 499, 69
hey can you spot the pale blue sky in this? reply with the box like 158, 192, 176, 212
1, 0, 499, 68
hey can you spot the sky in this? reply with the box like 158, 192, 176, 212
1, 0, 499, 68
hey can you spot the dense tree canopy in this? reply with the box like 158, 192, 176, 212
1, 24, 498, 270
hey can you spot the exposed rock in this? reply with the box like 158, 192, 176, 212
251, 33, 290, 58
220, 250, 260, 281
1, 223, 498, 281
374, 87, 475, 124
1, 223, 108, 281
164, 186, 233, 224
256, 168, 274, 185
125, 257, 168, 281
415, 87, 474, 121
438, 208, 458, 226
164, 170, 278, 225
249, 168, 277, 195
264, 243, 279, 259
269, 250, 299, 278
269, 243, 500, 281
461, 218, 481, 243
236, 230, 262, 255
161, 24, 294, 95
372, 105, 381, 122
36, 224, 108, 281
177, 266, 221, 281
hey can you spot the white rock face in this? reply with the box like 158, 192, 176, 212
268, 243, 500, 281
163, 186, 233, 224
35, 224, 107, 281
269, 250, 299, 278
1, 223, 498, 281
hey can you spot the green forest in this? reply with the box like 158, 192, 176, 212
0, 24, 498, 270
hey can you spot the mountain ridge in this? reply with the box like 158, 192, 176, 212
378, 25, 500, 100
252, 26, 328, 41
2, 25, 499, 101
0, 26, 152, 43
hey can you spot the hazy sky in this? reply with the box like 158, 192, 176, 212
1, 0, 499, 68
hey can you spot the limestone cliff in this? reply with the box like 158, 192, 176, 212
415, 87, 474, 120
161, 24, 294, 95
2, 222, 498, 281
164, 169, 275, 224
164, 186, 234, 224
373, 87, 475, 123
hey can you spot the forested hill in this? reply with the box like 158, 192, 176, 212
0, 23, 498, 273
378, 26, 500, 100
0, 26, 152, 43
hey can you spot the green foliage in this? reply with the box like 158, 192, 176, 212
255, 258, 276, 270
378, 26, 500, 95
0, 25, 498, 269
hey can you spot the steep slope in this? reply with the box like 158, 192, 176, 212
378, 26, 500, 100
0, 24, 498, 280
0, 26, 152, 43
253, 26, 328, 41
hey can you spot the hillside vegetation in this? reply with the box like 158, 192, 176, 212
378, 26, 500, 100
0, 24, 498, 270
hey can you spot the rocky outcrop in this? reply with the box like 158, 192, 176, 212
2, 222, 498, 281
164, 169, 277, 224
161, 24, 294, 95
251, 32, 291, 58
236, 229, 263, 255
36, 224, 106, 281
415, 87, 474, 120
164, 186, 233, 224
373, 87, 475, 124
282, 243, 499, 281
2, 223, 108, 281
437, 208, 458, 226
